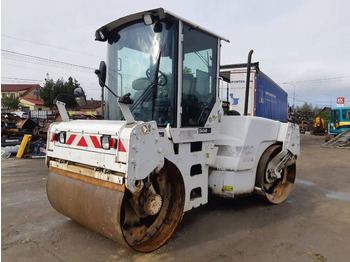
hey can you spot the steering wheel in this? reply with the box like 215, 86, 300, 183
146, 68, 168, 86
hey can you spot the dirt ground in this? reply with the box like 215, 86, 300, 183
2, 134, 350, 262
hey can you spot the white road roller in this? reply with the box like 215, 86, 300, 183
46, 8, 300, 252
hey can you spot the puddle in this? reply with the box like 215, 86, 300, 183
325, 192, 350, 202
295, 179, 316, 187
296, 179, 350, 202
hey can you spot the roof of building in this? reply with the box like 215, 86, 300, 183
1, 84, 40, 92
1, 84, 41, 99
20, 97, 44, 105
321, 107, 331, 112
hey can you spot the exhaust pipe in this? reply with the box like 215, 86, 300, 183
244, 50, 254, 116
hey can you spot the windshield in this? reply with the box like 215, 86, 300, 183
105, 21, 178, 126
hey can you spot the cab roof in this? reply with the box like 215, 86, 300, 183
95, 8, 229, 43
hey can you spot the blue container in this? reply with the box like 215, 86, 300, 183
255, 72, 288, 122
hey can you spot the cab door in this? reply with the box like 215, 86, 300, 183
330, 109, 340, 133
181, 24, 218, 127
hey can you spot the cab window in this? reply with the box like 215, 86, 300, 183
181, 24, 218, 127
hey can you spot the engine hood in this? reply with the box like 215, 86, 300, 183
46, 119, 164, 190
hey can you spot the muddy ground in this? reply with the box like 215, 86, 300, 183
2, 135, 350, 262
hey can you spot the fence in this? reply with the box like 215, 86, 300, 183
30, 110, 53, 119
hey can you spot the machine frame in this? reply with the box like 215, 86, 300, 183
46, 8, 300, 252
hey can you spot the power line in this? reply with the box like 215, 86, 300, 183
2, 34, 103, 58
282, 76, 350, 85
1, 49, 95, 73
1, 76, 43, 82
2, 61, 97, 82
2, 61, 49, 72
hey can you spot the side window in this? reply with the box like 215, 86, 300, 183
342, 109, 350, 120
181, 24, 217, 127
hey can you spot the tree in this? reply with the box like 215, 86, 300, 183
297, 102, 313, 113
2, 96, 20, 110
313, 106, 329, 121
318, 109, 330, 121
183, 67, 193, 74
40, 77, 81, 108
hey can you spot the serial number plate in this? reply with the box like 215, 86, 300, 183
198, 128, 211, 134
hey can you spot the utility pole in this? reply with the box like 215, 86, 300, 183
282, 82, 296, 123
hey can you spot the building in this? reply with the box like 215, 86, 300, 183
1, 84, 49, 111
19, 97, 46, 111
68, 98, 103, 116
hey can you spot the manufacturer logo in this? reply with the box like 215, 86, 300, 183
230, 93, 239, 105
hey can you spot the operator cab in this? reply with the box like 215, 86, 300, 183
329, 107, 350, 134
95, 8, 228, 128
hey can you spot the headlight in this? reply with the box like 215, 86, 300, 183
101, 135, 111, 149
59, 132, 66, 144
100, 135, 117, 150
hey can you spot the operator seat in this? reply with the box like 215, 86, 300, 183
182, 74, 201, 126
132, 78, 151, 101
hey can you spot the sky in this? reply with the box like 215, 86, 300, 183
1, 0, 350, 108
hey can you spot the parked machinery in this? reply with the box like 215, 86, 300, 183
313, 116, 326, 135
299, 120, 309, 134
45, 8, 300, 252
328, 107, 350, 135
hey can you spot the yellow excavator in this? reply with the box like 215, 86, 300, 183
313, 116, 326, 135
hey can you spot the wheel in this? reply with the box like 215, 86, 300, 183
121, 162, 185, 251
255, 145, 296, 204
146, 68, 168, 86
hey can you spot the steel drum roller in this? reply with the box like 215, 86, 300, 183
47, 171, 128, 247
47, 161, 185, 252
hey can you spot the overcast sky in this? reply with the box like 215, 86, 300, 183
2, 0, 350, 107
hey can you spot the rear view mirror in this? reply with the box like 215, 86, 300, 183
95, 61, 107, 88
74, 87, 87, 107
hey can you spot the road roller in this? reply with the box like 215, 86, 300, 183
46, 8, 300, 252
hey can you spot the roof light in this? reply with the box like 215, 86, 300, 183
143, 14, 154, 25
98, 30, 105, 40
95, 28, 108, 42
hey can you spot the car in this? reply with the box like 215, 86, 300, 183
12, 111, 29, 118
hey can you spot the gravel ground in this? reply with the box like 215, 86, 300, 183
2, 134, 350, 262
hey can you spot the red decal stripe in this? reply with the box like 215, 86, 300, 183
50, 133, 57, 142
77, 137, 88, 147
66, 134, 77, 145
118, 140, 127, 152
90, 136, 101, 148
